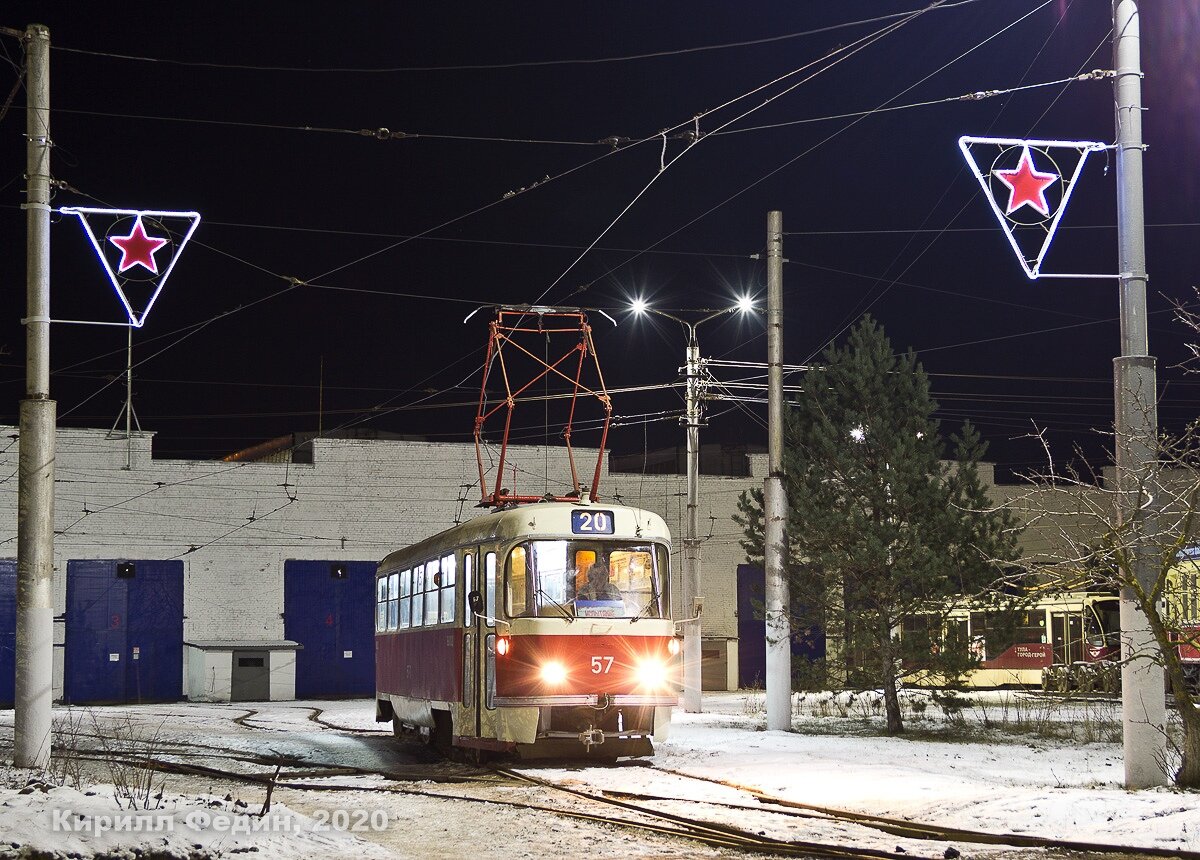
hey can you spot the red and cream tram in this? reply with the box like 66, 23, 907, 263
374, 502, 678, 758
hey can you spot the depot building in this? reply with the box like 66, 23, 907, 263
0, 426, 1069, 706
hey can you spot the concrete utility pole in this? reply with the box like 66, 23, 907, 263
764, 211, 791, 730
15, 22, 56, 770
1111, 0, 1167, 789
682, 328, 704, 713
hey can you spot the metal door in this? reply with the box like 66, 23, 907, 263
231, 651, 271, 701
475, 550, 499, 740
1051, 612, 1084, 665
0, 560, 15, 707
284, 560, 377, 698
65, 560, 184, 704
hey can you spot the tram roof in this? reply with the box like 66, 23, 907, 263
379, 501, 671, 570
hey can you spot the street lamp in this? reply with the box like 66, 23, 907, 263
630, 297, 756, 713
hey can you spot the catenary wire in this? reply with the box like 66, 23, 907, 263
47, 2, 988, 73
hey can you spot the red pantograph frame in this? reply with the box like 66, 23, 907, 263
474, 307, 611, 508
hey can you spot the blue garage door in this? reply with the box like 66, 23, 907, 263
64, 560, 184, 704
737, 564, 825, 689
0, 560, 14, 707
284, 560, 376, 698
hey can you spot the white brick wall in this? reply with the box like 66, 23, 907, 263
1, 426, 1085, 698
0, 427, 762, 695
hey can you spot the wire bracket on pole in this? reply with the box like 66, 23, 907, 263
473, 306, 612, 508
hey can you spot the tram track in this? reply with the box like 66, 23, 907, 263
498, 764, 1200, 860
7, 708, 1193, 859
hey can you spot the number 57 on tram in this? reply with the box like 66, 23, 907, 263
374, 502, 679, 759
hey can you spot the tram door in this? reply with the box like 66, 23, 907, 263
1051, 611, 1083, 664
462, 548, 498, 742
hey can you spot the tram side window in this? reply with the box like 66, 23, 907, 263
464, 552, 475, 625
1176, 565, 1200, 623
971, 610, 1045, 656
536, 541, 569, 616
376, 576, 388, 633
485, 552, 497, 626
398, 568, 412, 629
901, 613, 940, 655
412, 564, 426, 627
440, 553, 456, 623
425, 559, 440, 624
508, 546, 528, 616
387, 572, 400, 631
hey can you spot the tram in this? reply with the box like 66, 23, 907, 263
905, 587, 1200, 693
374, 501, 678, 759
903, 591, 1122, 690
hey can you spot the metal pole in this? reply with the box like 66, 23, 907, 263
765, 211, 791, 729
15, 22, 56, 770
1111, 0, 1166, 789
125, 326, 133, 469
681, 329, 703, 713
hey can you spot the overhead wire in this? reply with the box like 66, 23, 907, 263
531, 1, 941, 305
800, 0, 1079, 362
0, 1, 1123, 544
581, 0, 1059, 299
48, 1, 988, 73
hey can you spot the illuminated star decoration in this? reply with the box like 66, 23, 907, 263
108, 216, 170, 274
992, 146, 1058, 217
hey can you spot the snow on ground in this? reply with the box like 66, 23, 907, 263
0, 691, 1197, 859
659, 691, 1198, 853
0, 778, 396, 860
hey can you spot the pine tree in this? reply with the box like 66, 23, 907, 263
736, 317, 1021, 734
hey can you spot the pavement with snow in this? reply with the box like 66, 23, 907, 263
0, 690, 1195, 859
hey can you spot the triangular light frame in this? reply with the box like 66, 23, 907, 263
958, 136, 1107, 280
61, 207, 201, 327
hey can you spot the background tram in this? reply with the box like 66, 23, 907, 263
374, 501, 678, 759
904, 591, 1122, 690
906, 589, 1200, 693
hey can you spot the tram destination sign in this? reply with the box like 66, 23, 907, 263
572, 510, 615, 535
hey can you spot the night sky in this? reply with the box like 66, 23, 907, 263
2, 1, 1198, 480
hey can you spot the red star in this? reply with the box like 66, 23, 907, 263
109, 216, 169, 274
993, 146, 1058, 217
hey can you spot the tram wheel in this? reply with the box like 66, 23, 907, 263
1075, 670, 1095, 695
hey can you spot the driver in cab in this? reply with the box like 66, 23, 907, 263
574, 550, 621, 601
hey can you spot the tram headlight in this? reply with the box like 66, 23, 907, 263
540, 661, 567, 685
635, 659, 669, 688
667, 638, 681, 656
496, 637, 511, 657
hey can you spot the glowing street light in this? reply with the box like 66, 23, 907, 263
629, 297, 757, 714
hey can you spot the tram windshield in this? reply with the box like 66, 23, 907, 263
1086, 597, 1121, 649
507, 540, 667, 619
